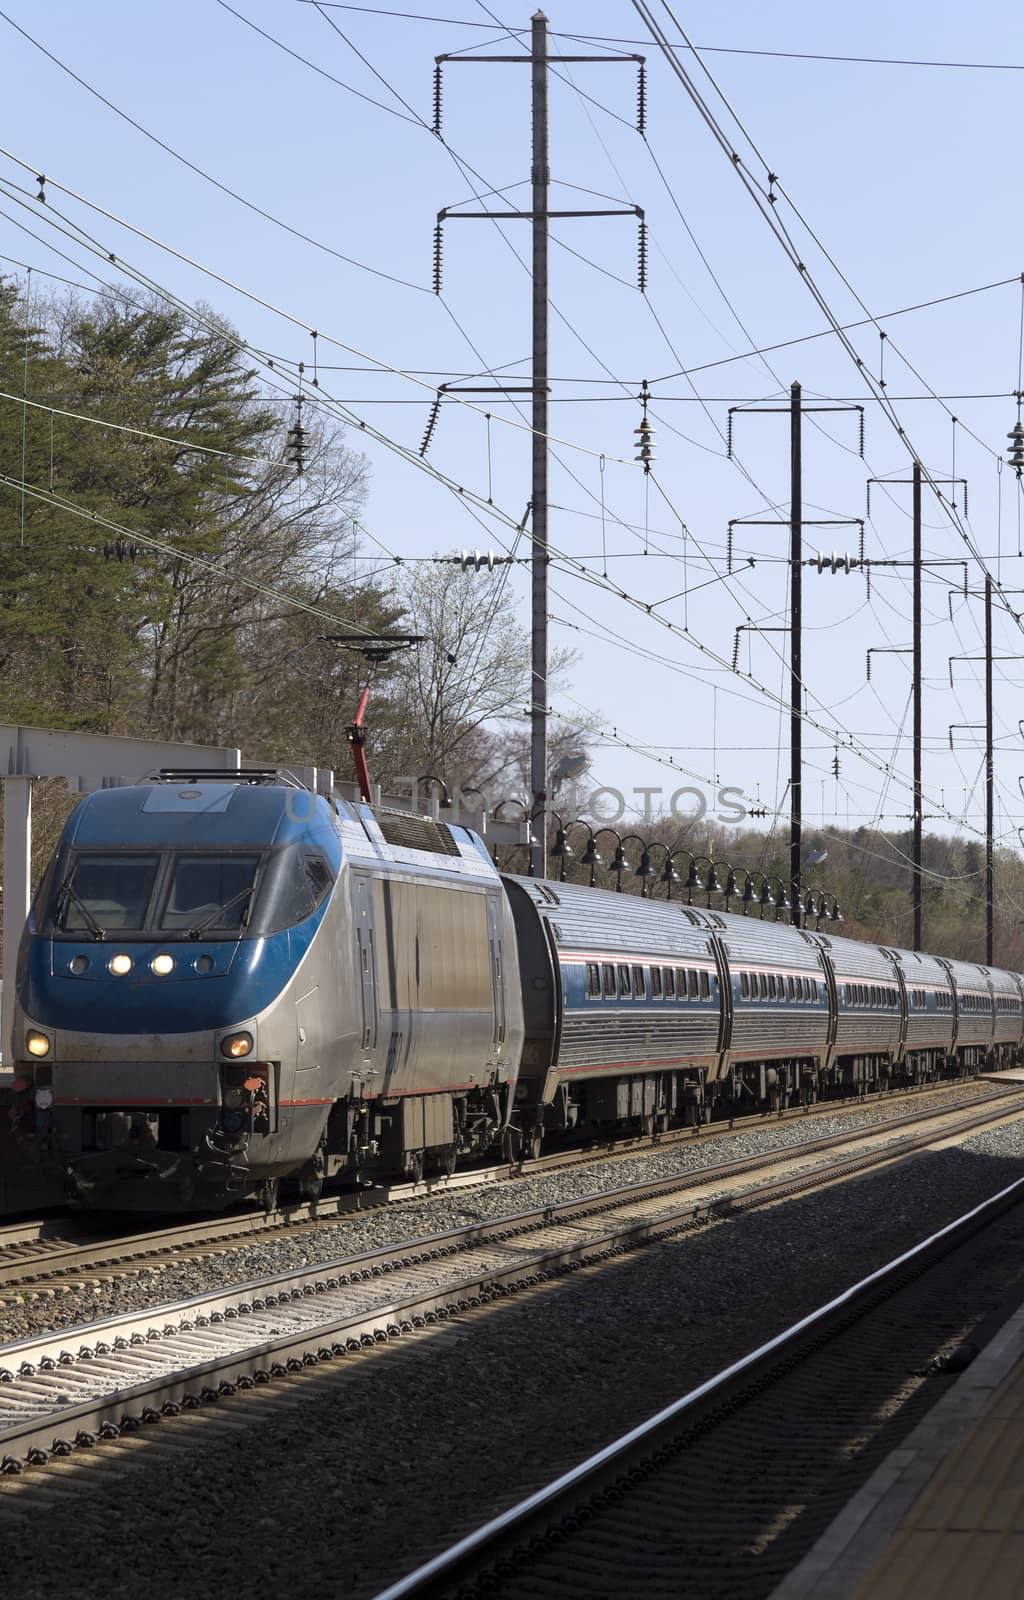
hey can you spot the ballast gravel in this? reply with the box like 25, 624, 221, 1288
0, 1079, 1011, 1344
1, 1102, 1024, 1600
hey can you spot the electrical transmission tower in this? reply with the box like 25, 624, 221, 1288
430, 12, 647, 875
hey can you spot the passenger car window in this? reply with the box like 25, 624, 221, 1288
700, 971, 711, 998
664, 967, 675, 998
632, 965, 646, 998
618, 964, 631, 996
650, 967, 662, 998
587, 962, 601, 997
602, 963, 616, 997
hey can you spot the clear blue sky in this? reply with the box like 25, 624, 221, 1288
2, 0, 1024, 856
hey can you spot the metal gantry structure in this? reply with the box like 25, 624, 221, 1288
727, 384, 864, 928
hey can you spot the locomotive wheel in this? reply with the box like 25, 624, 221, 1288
501, 1125, 522, 1163
258, 1178, 279, 1214
297, 1170, 324, 1204
527, 1131, 543, 1162
295, 1142, 327, 1204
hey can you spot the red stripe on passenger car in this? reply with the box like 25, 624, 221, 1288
54, 1097, 215, 1107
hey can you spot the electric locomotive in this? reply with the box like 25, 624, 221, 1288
10, 769, 524, 1211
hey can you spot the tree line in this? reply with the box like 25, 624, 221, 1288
0, 276, 587, 796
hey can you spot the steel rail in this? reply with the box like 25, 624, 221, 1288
0, 1093, 1020, 1473
370, 1171, 1024, 1600
0, 1081, 1011, 1293
0, 1076, 1002, 1278
0, 1084, 1016, 1295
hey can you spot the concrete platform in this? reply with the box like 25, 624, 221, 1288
980, 1069, 1024, 1084
772, 1303, 1024, 1599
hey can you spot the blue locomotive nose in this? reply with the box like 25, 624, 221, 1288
21, 935, 293, 1038
11, 775, 345, 1211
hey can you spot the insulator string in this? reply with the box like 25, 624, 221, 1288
599, 453, 607, 577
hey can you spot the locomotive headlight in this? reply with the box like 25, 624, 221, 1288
150, 953, 175, 976
221, 1032, 253, 1059
26, 1031, 50, 1058
109, 953, 133, 976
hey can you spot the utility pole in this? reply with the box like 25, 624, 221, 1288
530, 11, 550, 882
789, 383, 802, 929
986, 573, 994, 965
912, 461, 922, 951
948, 576, 1024, 968
429, 18, 646, 876
728, 390, 863, 924
865, 466, 964, 951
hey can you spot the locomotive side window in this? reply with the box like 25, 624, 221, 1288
602, 963, 616, 997
58, 853, 160, 932
587, 962, 601, 997
303, 855, 334, 906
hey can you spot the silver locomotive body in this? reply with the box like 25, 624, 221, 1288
12, 774, 523, 1211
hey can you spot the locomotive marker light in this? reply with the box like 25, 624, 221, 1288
220, 1032, 254, 1060
108, 954, 133, 976
26, 1030, 50, 1057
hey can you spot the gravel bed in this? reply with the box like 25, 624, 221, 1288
0, 1079, 1012, 1345
3, 1114, 1024, 1599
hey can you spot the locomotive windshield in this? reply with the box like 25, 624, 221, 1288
47, 845, 332, 940
60, 853, 160, 932
162, 854, 260, 933
51, 850, 262, 939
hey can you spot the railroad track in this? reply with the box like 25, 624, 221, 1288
0, 1086, 1020, 1476
0, 1077, 1006, 1295
368, 1173, 1024, 1600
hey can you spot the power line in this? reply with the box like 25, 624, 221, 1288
0, 118, 1002, 840
306, 7, 1024, 73
0, 158, 631, 467
0, 7, 430, 295
633, 1, 1024, 655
